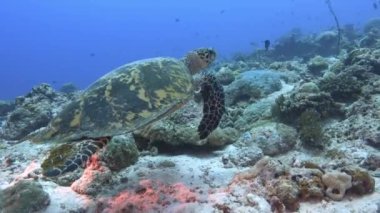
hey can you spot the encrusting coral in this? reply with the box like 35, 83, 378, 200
341, 167, 375, 195
321, 171, 352, 201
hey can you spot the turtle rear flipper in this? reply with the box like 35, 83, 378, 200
43, 137, 110, 177
198, 74, 225, 139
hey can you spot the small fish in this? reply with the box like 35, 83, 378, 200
374, 2, 378, 9
264, 40, 270, 51
90, 53, 95, 57
220, 10, 225, 14
175, 18, 180, 22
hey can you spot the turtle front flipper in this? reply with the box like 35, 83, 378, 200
42, 137, 110, 177
198, 74, 225, 139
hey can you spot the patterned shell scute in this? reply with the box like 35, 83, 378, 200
46, 57, 193, 141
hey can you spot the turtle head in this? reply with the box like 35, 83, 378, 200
184, 48, 216, 75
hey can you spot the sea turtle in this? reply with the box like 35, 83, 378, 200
35, 48, 225, 177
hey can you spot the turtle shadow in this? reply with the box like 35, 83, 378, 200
143, 141, 226, 158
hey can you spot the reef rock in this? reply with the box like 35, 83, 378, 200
133, 101, 237, 148
225, 70, 283, 106
325, 94, 380, 150
224, 137, 264, 167
322, 171, 352, 201
135, 120, 237, 148
345, 48, 380, 75
315, 30, 339, 56
363, 18, 380, 34
99, 134, 139, 171
206, 127, 239, 147
363, 153, 380, 170
271, 88, 341, 124
298, 82, 320, 93
272, 178, 300, 211
290, 168, 324, 200
0, 180, 50, 212
272, 30, 317, 60
235, 156, 287, 181
342, 167, 375, 195
248, 122, 297, 156
234, 100, 275, 131
0, 100, 15, 117
0, 84, 69, 141
318, 67, 365, 102
307, 56, 329, 75
214, 66, 235, 85
298, 109, 326, 149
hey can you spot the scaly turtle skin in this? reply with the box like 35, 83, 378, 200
37, 48, 225, 177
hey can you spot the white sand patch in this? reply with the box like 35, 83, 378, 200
41, 181, 96, 213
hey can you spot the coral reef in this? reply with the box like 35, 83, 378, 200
345, 48, 380, 75
363, 153, 380, 170
269, 29, 349, 60
59, 82, 79, 95
359, 30, 380, 48
231, 155, 376, 211
315, 30, 339, 56
1, 23, 380, 213
342, 167, 375, 195
299, 109, 326, 149
0, 180, 50, 212
271, 178, 300, 211
214, 66, 235, 85
290, 168, 324, 200
324, 88, 380, 151
134, 100, 237, 149
234, 156, 287, 181
363, 18, 380, 34
99, 135, 139, 171
0, 84, 69, 140
318, 69, 363, 102
298, 82, 320, 93
0, 100, 15, 117
271, 89, 340, 124
272, 29, 318, 60
307, 56, 329, 75
248, 122, 297, 156
224, 70, 283, 106
322, 171, 352, 201
224, 140, 264, 167
206, 127, 239, 147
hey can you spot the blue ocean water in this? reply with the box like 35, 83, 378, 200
0, 0, 377, 100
